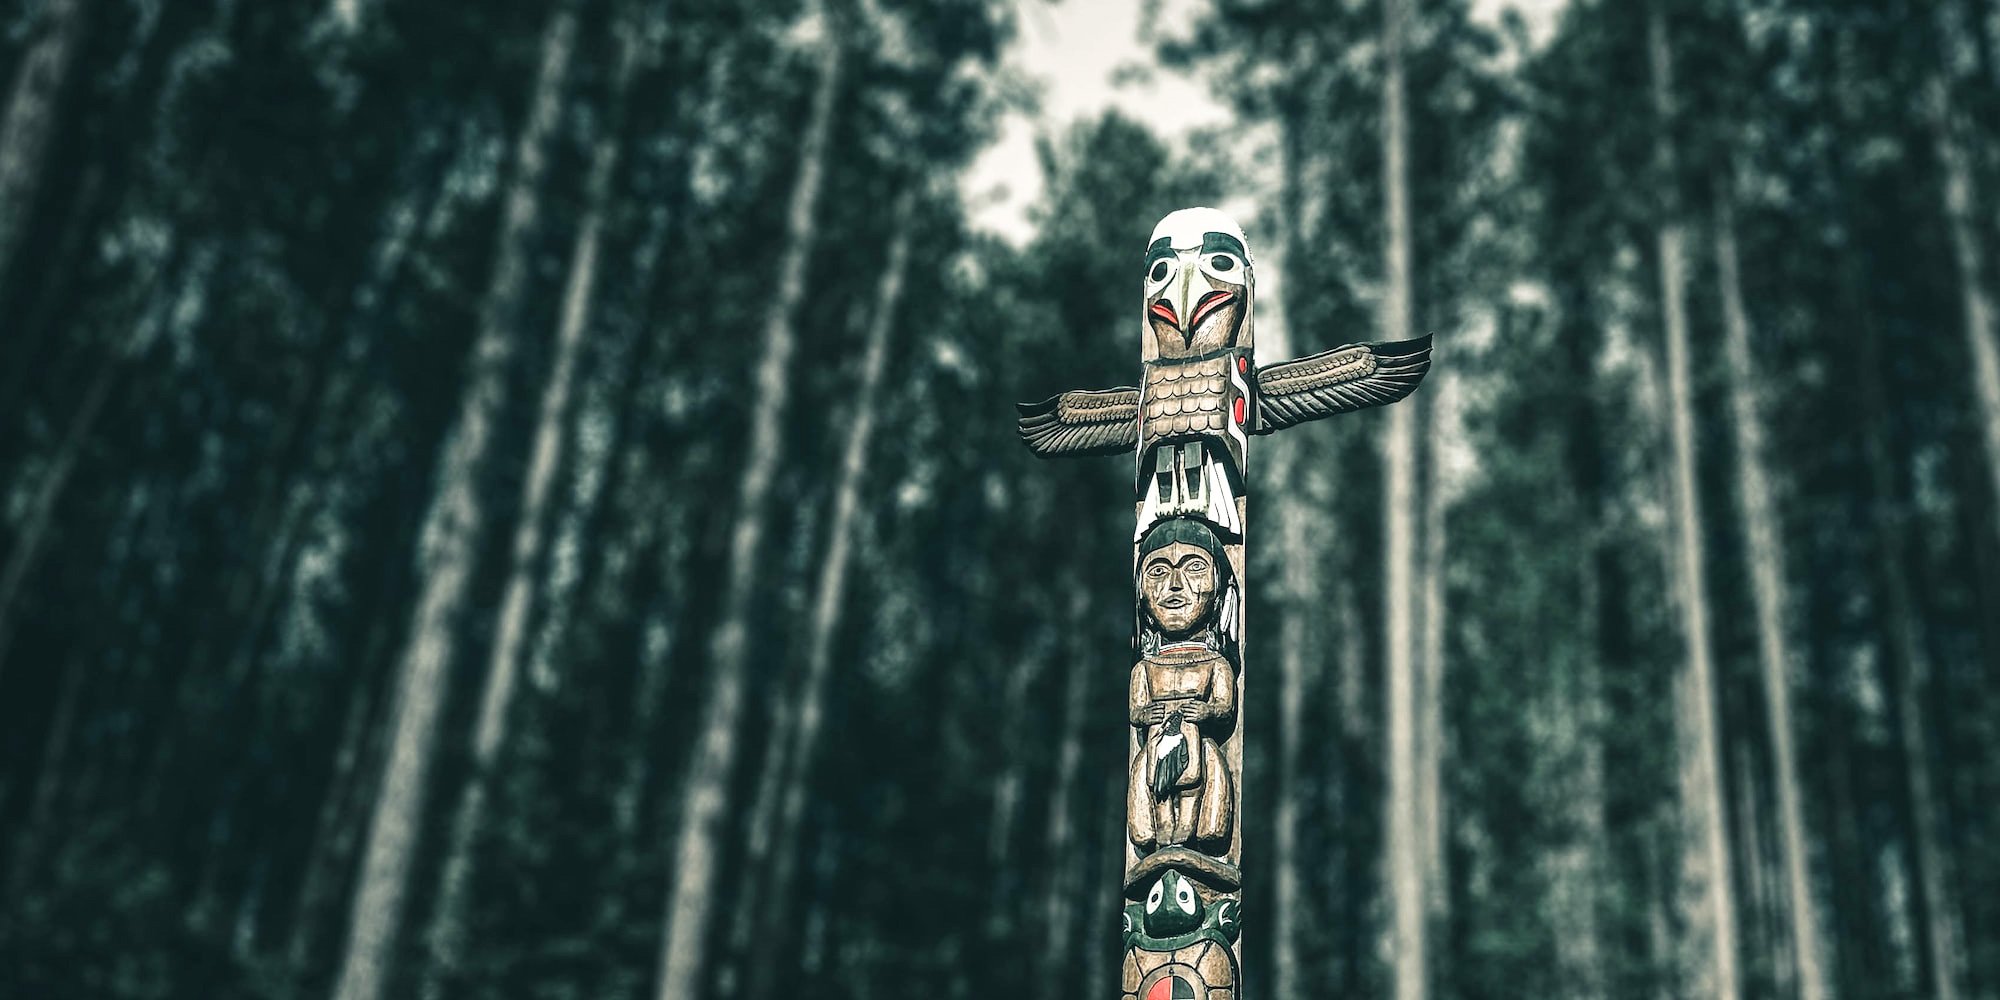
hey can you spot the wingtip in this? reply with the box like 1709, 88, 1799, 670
1016, 395, 1061, 417
1380, 332, 1434, 358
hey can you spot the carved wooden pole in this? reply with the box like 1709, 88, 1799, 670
1018, 207, 1432, 999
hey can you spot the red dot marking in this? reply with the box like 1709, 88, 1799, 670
1237, 356, 1248, 373
1233, 398, 1246, 424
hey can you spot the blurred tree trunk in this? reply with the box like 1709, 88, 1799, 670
1418, 362, 1448, 923
175, 179, 445, 942
590, 410, 676, 943
1827, 23, 1968, 997
1819, 662, 1881, 992
653, 19, 842, 1000
1850, 224, 1967, 1000
977, 595, 1055, 957
1270, 101, 1316, 1000
0, 0, 85, 286
1714, 192, 1830, 1000
1084, 785, 1126, 993
419, 32, 636, 997
0, 224, 193, 653
140, 178, 431, 837
739, 192, 913, 1000
1037, 576, 1094, 986
1552, 286, 1608, 1000
0, 659, 83, 902
0, 361, 113, 681
329, 8, 576, 999
1927, 65, 2000, 547
1380, 0, 1425, 997
572, 47, 700, 941
1730, 741, 1774, 989
599, 481, 683, 949
32, 243, 209, 829
210, 175, 436, 689
1333, 552, 1370, 993
1648, 10, 1738, 1000
1646, 835, 1677, 1000
1, 162, 99, 411
284, 636, 388, 983
1271, 432, 1311, 1000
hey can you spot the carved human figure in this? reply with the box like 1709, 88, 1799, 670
1128, 518, 1236, 854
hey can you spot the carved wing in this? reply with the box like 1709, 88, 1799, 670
1253, 334, 1433, 433
1015, 387, 1141, 458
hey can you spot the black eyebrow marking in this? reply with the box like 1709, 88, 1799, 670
1201, 232, 1247, 258
1144, 237, 1175, 265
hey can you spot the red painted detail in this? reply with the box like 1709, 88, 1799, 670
1150, 301, 1178, 325
1146, 975, 1196, 1000
1237, 355, 1248, 373
1233, 397, 1245, 425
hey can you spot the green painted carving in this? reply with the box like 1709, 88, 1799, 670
1122, 870, 1242, 953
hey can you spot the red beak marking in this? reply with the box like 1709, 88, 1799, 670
1149, 300, 1179, 326
1189, 290, 1236, 331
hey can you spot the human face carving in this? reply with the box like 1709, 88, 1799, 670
1140, 541, 1218, 637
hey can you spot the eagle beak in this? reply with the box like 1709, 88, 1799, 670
1189, 290, 1236, 332
1176, 269, 1196, 335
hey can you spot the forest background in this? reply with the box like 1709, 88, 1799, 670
2, 0, 1998, 998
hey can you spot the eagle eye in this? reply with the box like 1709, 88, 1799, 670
1149, 260, 1169, 282
1210, 255, 1236, 272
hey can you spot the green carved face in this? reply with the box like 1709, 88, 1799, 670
1142, 869, 1203, 937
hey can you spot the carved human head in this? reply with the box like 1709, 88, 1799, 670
1137, 518, 1227, 637
1142, 207, 1255, 361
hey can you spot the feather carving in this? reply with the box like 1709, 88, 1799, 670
1253, 334, 1433, 432
1015, 386, 1140, 457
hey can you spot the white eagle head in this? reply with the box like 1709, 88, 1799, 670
1142, 207, 1255, 362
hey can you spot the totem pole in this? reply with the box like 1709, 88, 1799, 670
1016, 207, 1431, 1000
